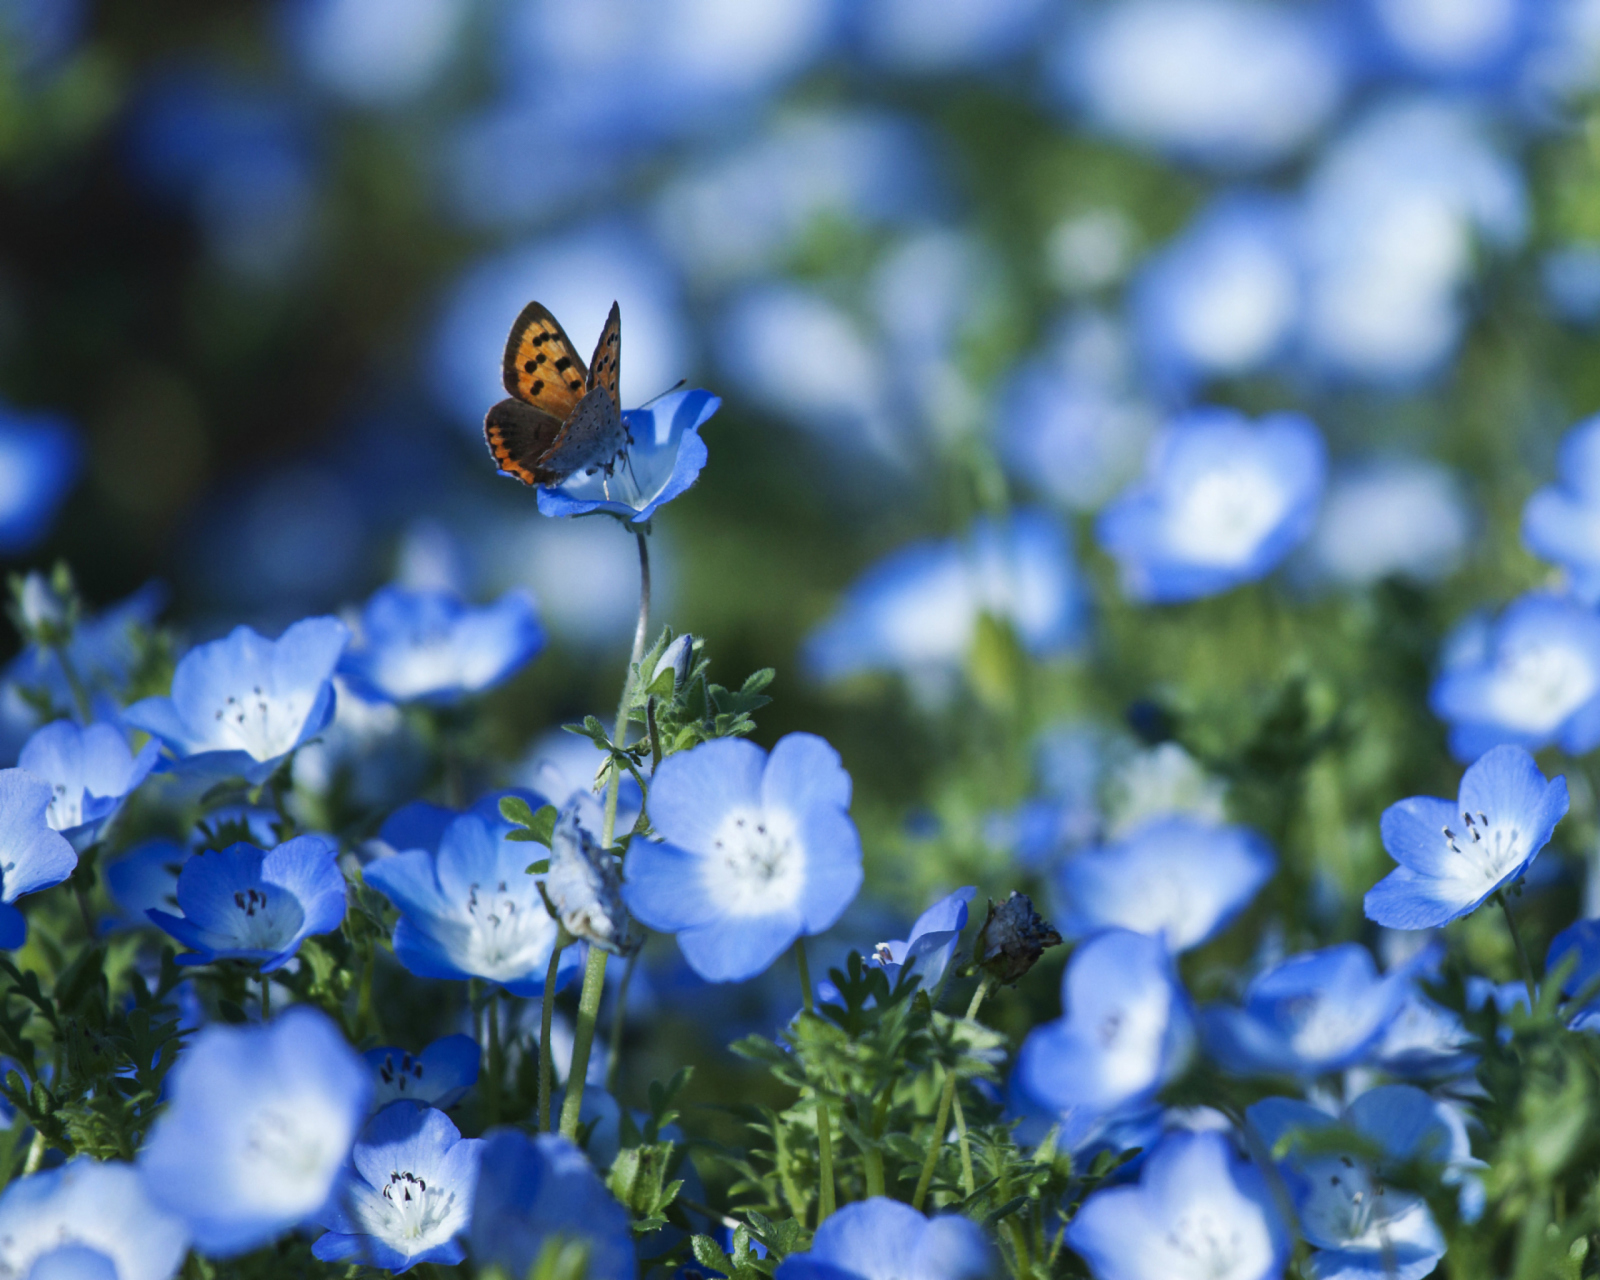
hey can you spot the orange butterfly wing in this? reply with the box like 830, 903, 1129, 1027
587, 301, 621, 408
484, 398, 565, 486
501, 301, 589, 419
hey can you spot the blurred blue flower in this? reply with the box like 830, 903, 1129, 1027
852, 0, 1049, 71
25, 1244, 121, 1280
0, 1158, 188, 1280
1356, 0, 1537, 86
871, 886, 975, 990
140, 1007, 371, 1256
535, 388, 721, 524
0, 409, 80, 555
805, 510, 1088, 694
364, 810, 583, 996
17, 720, 158, 851
1298, 98, 1525, 386
623, 733, 862, 983
1372, 988, 1478, 1079
1201, 944, 1420, 1076
147, 835, 347, 972
430, 222, 688, 432
1097, 408, 1326, 604
469, 1131, 634, 1280
312, 1101, 482, 1272
1366, 745, 1567, 930
1430, 593, 1600, 759
1249, 1084, 1476, 1275
0, 770, 79, 947
0, 0, 87, 75
1066, 1129, 1290, 1280
367, 1035, 480, 1111
280, 0, 468, 106
1542, 244, 1600, 325
125, 71, 318, 278
1052, 817, 1274, 953
775, 1197, 995, 1280
1050, 0, 1348, 171
105, 837, 187, 929
1132, 193, 1301, 393
125, 616, 349, 783
1523, 413, 1600, 599
340, 586, 544, 705
1015, 929, 1195, 1151
1310, 458, 1471, 586
997, 313, 1156, 513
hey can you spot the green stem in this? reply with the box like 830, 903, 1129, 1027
562, 530, 650, 1140
795, 939, 836, 1223
357, 941, 376, 1040
51, 644, 91, 723
951, 1089, 975, 1198
912, 978, 991, 1212
605, 951, 638, 1095
539, 935, 568, 1133
485, 990, 502, 1127
1498, 890, 1538, 1006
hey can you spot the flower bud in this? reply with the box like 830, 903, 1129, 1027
544, 803, 643, 956
652, 633, 695, 690
975, 891, 1062, 985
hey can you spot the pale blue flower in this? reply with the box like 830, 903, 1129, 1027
1523, 413, 1600, 600
312, 1102, 483, 1272
1015, 929, 1194, 1150
17, 720, 159, 850
124, 617, 349, 783
775, 1198, 995, 1280
0, 408, 80, 555
871, 886, 976, 989
139, 1007, 371, 1256
340, 586, 544, 705
854, 0, 1050, 71
1201, 944, 1423, 1077
1067, 1130, 1290, 1280
0, 770, 80, 947
367, 1035, 480, 1110
1431, 594, 1600, 760
0, 1159, 187, 1280
1356, 0, 1537, 86
1310, 459, 1471, 587
1052, 817, 1274, 952
469, 1131, 634, 1280
280, 0, 468, 106
147, 835, 348, 971
1366, 745, 1568, 930
1097, 408, 1326, 603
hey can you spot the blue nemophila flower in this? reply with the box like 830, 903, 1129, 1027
1097, 408, 1326, 604
147, 835, 347, 971
623, 733, 863, 983
1366, 745, 1568, 930
1526, 413, 1600, 600
0, 769, 80, 947
871, 886, 975, 989
18, 720, 159, 850
1546, 920, 1600, 1029
1052, 816, 1274, 952
367, 1035, 480, 1110
125, 616, 349, 783
0, 1158, 188, 1280
469, 1131, 633, 1280
0, 407, 81, 556
804, 509, 1087, 694
312, 1101, 483, 1272
1066, 1129, 1290, 1280
26, 1243, 122, 1280
1248, 1085, 1476, 1279
338, 586, 544, 706
1016, 929, 1194, 1151
531, 388, 721, 524
1373, 989, 1478, 1080
774, 1197, 995, 1280
1311, 458, 1472, 588
1201, 943, 1422, 1077
139, 1007, 371, 1256
364, 810, 583, 996
1431, 594, 1600, 760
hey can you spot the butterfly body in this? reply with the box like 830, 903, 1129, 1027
484, 300, 629, 487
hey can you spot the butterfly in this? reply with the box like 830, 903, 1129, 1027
483, 300, 630, 488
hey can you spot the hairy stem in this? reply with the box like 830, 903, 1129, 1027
796, 939, 836, 1223
539, 935, 567, 1133
913, 978, 991, 1211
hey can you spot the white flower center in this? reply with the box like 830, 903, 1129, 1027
376, 1052, 426, 1096
1442, 810, 1526, 886
444, 879, 559, 982
44, 781, 82, 832
366, 1169, 458, 1245
1485, 641, 1598, 732
221, 885, 305, 953
210, 683, 314, 761
707, 807, 805, 918
1162, 1211, 1246, 1280
1278, 993, 1371, 1064
1169, 466, 1289, 566
243, 1107, 342, 1214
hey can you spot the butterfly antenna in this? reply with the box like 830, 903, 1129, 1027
638, 379, 687, 409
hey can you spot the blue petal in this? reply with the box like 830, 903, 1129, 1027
0, 902, 25, 949
362, 849, 447, 920
1364, 866, 1483, 929
797, 806, 863, 936
621, 839, 720, 932
648, 737, 765, 853
678, 910, 802, 983
0, 770, 77, 901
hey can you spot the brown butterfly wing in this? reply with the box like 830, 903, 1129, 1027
485, 397, 567, 487
587, 301, 621, 408
501, 301, 589, 419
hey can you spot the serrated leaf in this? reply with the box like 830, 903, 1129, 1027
499, 795, 537, 828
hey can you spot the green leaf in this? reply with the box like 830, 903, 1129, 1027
524, 858, 551, 875
498, 795, 536, 828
